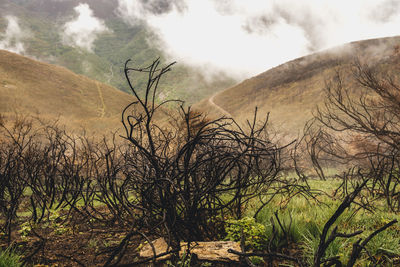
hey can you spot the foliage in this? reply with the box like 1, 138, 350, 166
253, 178, 400, 266
19, 222, 33, 237
0, 248, 22, 267
301, 228, 349, 266
225, 217, 267, 250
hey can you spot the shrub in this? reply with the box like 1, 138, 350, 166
118, 58, 291, 263
225, 217, 267, 250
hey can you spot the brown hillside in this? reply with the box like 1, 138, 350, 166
196, 36, 400, 136
0, 49, 133, 133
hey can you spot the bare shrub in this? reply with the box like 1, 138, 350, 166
118, 58, 289, 261
305, 61, 400, 212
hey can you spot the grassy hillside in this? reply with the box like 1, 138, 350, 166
0, 0, 234, 104
196, 36, 400, 136
0, 49, 134, 133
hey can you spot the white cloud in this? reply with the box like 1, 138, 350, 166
0, 16, 27, 54
63, 3, 109, 52
117, 0, 400, 79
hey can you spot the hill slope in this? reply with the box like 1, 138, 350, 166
0, 49, 134, 132
196, 36, 400, 136
0, 0, 234, 103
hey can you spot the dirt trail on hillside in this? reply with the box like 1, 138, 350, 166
96, 81, 106, 118
208, 93, 232, 118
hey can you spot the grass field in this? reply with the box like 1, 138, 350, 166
1, 173, 398, 266
225, 178, 400, 266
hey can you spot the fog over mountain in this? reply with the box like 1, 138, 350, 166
1, 0, 400, 101
117, 0, 400, 79
0, 15, 27, 54
0, 0, 236, 103
62, 3, 110, 52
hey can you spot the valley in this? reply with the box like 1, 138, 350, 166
1, 1, 400, 266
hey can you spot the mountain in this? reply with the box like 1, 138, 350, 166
0, 0, 234, 104
195, 36, 400, 136
0, 49, 134, 132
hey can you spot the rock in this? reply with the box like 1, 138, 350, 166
182, 240, 241, 262
139, 238, 170, 260
139, 238, 241, 262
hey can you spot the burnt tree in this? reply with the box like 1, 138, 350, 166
120, 58, 284, 261
306, 61, 400, 212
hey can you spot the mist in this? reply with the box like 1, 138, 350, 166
63, 3, 109, 52
0, 16, 27, 54
117, 0, 400, 79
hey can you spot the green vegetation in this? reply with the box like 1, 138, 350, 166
225, 217, 267, 250
0, 248, 22, 267
1, 16, 400, 264
252, 179, 400, 265
220, 178, 400, 265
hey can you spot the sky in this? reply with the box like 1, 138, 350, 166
117, 0, 400, 79
2, 0, 400, 80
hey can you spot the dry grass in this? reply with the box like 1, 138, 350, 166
195, 36, 400, 136
0, 50, 134, 134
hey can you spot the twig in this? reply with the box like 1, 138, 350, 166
346, 219, 397, 267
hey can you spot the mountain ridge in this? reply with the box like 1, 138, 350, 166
195, 36, 400, 136
0, 0, 234, 104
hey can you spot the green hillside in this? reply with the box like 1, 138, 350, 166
0, 0, 234, 103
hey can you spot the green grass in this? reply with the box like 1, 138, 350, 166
248, 179, 400, 265
0, 248, 22, 267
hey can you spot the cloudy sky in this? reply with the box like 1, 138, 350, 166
2, 0, 400, 79
117, 0, 400, 78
